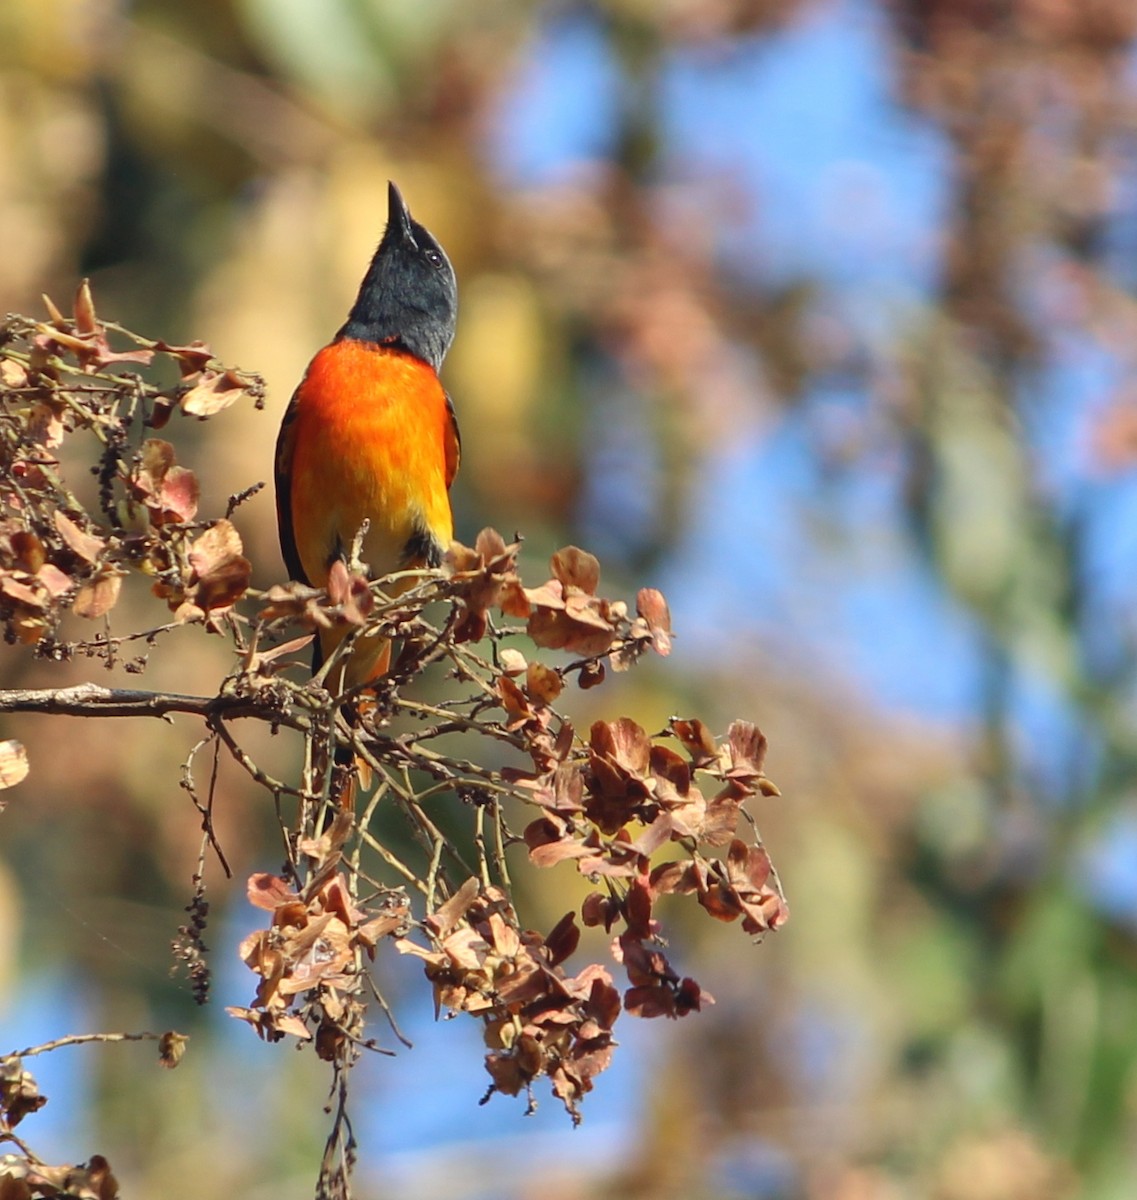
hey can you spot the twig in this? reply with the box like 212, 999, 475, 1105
354, 825, 429, 895
352, 778, 390, 876
317, 1064, 357, 1200
474, 805, 492, 890
182, 735, 231, 878
9, 1031, 167, 1058
0, 1127, 38, 1160
365, 976, 413, 1050
0, 682, 305, 726
424, 833, 445, 912
204, 731, 231, 878
210, 716, 310, 801
394, 696, 529, 752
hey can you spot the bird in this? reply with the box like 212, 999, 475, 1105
274, 181, 460, 693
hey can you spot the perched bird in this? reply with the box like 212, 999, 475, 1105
274, 181, 460, 690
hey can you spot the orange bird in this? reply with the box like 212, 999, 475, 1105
274, 182, 460, 689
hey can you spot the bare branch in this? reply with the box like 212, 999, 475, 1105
0, 682, 305, 727
9, 1031, 169, 1059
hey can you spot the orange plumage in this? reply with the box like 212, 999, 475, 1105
274, 183, 460, 690
283, 341, 457, 581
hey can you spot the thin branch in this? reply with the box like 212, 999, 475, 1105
365, 975, 413, 1050
182, 734, 231, 879
354, 824, 427, 895
0, 1128, 38, 1160
9, 1031, 167, 1059
0, 682, 306, 726
474, 805, 492, 890
210, 715, 311, 800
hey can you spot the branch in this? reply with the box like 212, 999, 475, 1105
0, 682, 303, 726
9, 1031, 168, 1059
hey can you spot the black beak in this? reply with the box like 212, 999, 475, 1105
387, 181, 413, 240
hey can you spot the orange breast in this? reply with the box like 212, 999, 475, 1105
287, 340, 454, 587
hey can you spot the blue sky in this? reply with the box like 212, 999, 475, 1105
491, 0, 977, 719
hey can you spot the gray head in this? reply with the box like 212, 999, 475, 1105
336, 181, 458, 372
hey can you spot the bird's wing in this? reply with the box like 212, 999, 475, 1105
444, 390, 461, 492
273, 388, 309, 584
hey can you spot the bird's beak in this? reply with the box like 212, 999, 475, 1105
387, 181, 414, 240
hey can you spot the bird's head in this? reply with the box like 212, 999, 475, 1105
337, 181, 458, 372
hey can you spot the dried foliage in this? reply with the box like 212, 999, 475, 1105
0, 292, 786, 1196
1, 1036, 172, 1199
0, 282, 262, 655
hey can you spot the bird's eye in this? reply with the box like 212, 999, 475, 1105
425, 249, 444, 269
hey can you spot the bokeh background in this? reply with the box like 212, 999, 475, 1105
4, 0, 1137, 1196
